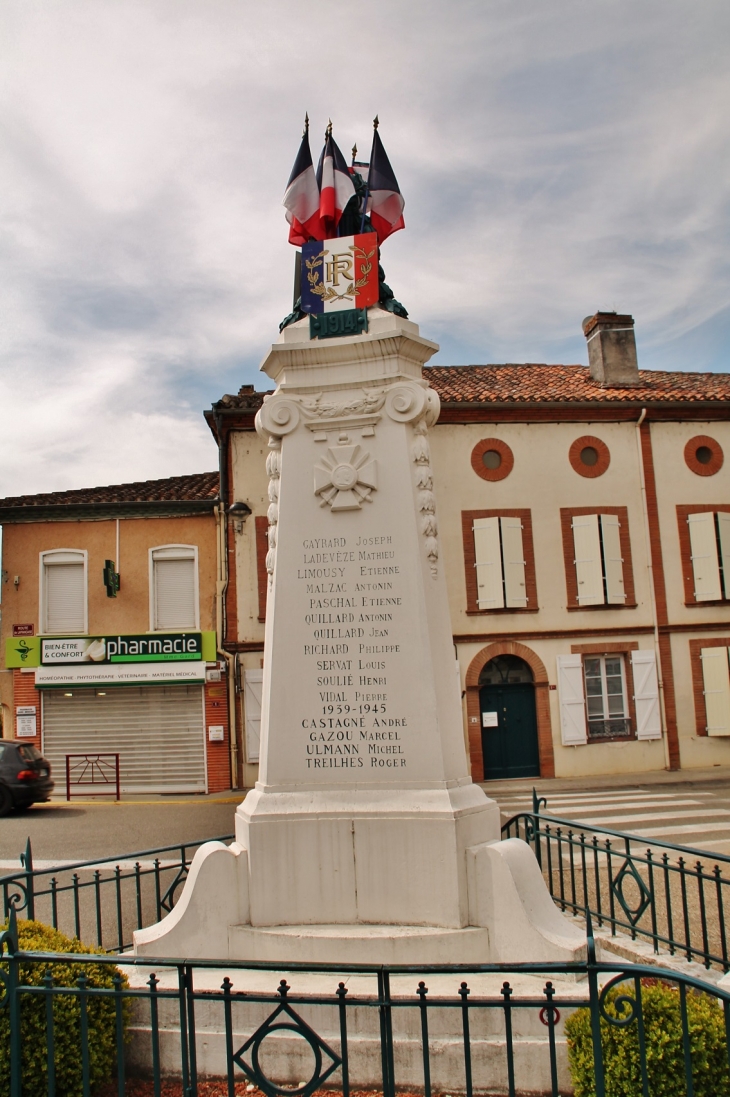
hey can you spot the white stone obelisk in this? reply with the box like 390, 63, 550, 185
238, 308, 499, 933
135, 308, 584, 964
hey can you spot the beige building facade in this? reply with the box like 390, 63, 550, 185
0, 474, 236, 794
209, 313, 730, 784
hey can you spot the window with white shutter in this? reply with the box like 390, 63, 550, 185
472, 516, 527, 610
473, 517, 503, 609
631, 650, 662, 740
500, 517, 528, 608
570, 513, 627, 606
463, 510, 536, 614
244, 669, 263, 762
556, 654, 588, 745
582, 654, 632, 739
718, 515, 730, 598
572, 515, 604, 605
688, 513, 723, 601
600, 514, 626, 604
701, 647, 730, 736
41, 550, 87, 634
150, 545, 198, 630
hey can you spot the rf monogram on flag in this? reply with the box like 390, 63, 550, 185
301, 232, 378, 339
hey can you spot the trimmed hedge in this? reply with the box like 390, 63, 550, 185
0, 919, 129, 1097
565, 980, 730, 1097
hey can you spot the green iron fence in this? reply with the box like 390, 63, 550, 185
1, 906, 729, 1097
0, 835, 235, 952
5, 801, 730, 971
502, 790, 730, 972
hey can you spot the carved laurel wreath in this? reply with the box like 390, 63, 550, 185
306, 244, 376, 301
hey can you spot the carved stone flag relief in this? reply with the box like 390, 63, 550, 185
300, 233, 379, 314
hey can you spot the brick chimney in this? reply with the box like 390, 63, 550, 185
582, 311, 640, 387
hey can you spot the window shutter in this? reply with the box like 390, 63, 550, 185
600, 514, 626, 604
688, 512, 722, 601
473, 517, 504, 609
500, 517, 528, 607
717, 513, 730, 600
154, 557, 197, 629
44, 555, 85, 633
572, 514, 604, 605
556, 654, 588, 745
244, 669, 263, 762
701, 647, 730, 737
631, 650, 662, 740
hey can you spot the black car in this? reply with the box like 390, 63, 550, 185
0, 740, 54, 815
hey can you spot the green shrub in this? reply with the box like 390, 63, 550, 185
0, 919, 129, 1097
565, 979, 730, 1097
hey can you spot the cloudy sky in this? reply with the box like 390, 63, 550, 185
1, 0, 729, 498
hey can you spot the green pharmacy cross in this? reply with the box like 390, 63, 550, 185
103, 560, 120, 598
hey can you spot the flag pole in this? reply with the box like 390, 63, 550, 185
359, 115, 378, 234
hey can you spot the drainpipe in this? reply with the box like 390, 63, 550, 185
635, 407, 671, 770
213, 410, 240, 790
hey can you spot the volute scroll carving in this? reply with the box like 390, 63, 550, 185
256, 395, 301, 440
384, 382, 428, 424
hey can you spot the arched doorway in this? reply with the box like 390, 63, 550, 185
479, 654, 540, 780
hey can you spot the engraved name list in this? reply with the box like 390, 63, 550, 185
296, 532, 409, 773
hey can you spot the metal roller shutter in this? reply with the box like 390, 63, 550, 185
42, 685, 206, 793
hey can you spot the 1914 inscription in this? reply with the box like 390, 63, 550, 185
296, 534, 409, 772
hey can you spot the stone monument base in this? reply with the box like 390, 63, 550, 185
227, 923, 491, 964
133, 828, 585, 965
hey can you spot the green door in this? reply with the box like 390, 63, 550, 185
480, 681, 540, 780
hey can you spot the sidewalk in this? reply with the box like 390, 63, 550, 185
46, 787, 242, 805
480, 764, 730, 800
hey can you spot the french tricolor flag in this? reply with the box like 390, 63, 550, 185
316, 129, 356, 238
283, 126, 323, 246
366, 127, 405, 245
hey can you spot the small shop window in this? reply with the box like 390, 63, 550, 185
40, 550, 87, 634
151, 545, 199, 630
583, 655, 631, 740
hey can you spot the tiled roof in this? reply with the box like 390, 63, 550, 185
214, 385, 269, 411
0, 472, 219, 511
211, 365, 730, 414
425, 365, 730, 404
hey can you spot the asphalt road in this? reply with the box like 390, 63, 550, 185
0, 793, 240, 864
5, 772, 730, 865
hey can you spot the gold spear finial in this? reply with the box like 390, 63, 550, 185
352, 143, 357, 163
326, 118, 333, 137
303, 112, 309, 136
373, 115, 379, 130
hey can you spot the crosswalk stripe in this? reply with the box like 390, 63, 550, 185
497, 795, 701, 810
502, 798, 707, 813
552, 808, 730, 828
617, 822, 730, 841
491, 785, 730, 852
541, 800, 712, 815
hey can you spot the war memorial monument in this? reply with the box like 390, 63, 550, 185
132, 118, 585, 1087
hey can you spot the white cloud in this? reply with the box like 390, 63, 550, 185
1, 0, 729, 496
